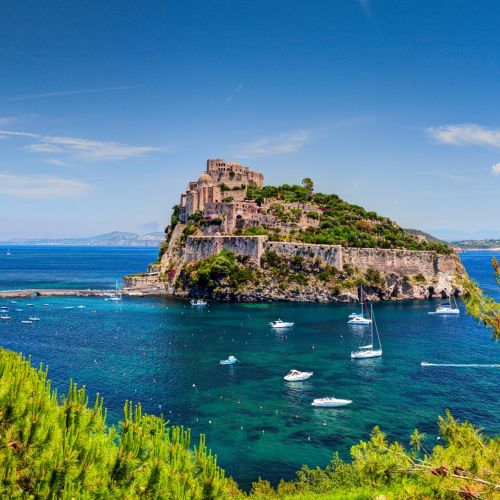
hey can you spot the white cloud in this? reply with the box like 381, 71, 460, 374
44, 158, 68, 167
235, 130, 310, 158
6, 85, 139, 102
0, 130, 164, 161
225, 83, 244, 103
427, 124, 500, 149
0, 116, 16, 125
357, 0, 372, 19
0, 173, 89, 198
491, 163, 500, 175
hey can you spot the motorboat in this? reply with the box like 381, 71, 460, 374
28, 317, 40, 321
191, 299, 207, 306
347, 315, 372, 325
311, 397, 352, 408
269, 319, 294, 328
77, 305, 86, 309
27, 304, 34, 307
10, 301, 17, 304
351, 304, 383, 359
64, 306, 75, 310
284, 369, 313, 382
21, 320, 33, 324
1, 315, 11, 320
219, 355, 238, 365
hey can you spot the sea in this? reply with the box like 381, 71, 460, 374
0, 245, 499, 488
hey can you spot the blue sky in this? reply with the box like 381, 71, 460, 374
1, 0, 500, 240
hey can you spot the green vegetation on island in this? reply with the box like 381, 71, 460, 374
242, 181, 452, 254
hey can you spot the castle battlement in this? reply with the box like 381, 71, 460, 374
178, 159, 264, 223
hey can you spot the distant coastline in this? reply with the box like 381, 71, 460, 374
0, 231, 163, 248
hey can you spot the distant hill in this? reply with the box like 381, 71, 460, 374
452, 239, 500, 250
0, 231, 164, 247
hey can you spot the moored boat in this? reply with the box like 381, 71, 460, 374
219, 355, 238, 365
311, 397, 352, 407
284, 369, 313, 381
269, 319, 294, 328
191, 299, 207, 306
351, 304, 383, 359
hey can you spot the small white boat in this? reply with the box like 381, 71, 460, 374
64, 306, 75, 310
6, 248, 11, 256
351, 304, 383, 359
431, 295, 459, 315
42, 304, 49, 307
284, 369, 313, 382
28, 317, 40, 321
21, 320, 33, 324
1, 315, 11, 320
77, 305, 86, 309
10, 301, 17, 304
269, 319, 294, 328
311, 397, 352, 408
347, 315, 372, 325
107, 281, 123, 302
191, 299, 207, 306
15, 309, 23, 312
27, 304, 34, 307
219, 355, 238, 365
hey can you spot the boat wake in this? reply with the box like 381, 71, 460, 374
421, 362, 500, 368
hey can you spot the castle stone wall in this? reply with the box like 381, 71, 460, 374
185, 236, 266, 262
184, 236, 459, 278
266, 241, 343, 268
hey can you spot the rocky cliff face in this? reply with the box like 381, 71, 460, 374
124, 226, 464, 302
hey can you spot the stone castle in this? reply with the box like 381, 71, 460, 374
178, 159, 320, 234
124, 158, 463, 301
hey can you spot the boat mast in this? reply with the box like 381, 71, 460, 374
371, 304, 382, 350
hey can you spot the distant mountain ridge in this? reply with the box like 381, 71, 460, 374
0, 231, 164, 247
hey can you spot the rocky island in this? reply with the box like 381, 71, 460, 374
125, 159, 464, 302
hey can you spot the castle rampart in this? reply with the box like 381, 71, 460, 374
183, 235, 458, 278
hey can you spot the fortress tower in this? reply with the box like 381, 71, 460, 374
178, 159, 264, 222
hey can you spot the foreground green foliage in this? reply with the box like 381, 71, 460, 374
245, 183, 451, 254
460, 257, 500, 337
0, 349, 235, 499
0, 346, 499, 498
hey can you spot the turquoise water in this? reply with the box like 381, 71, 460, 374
0, 247, 499, 487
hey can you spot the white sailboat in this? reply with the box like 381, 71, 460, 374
430, 293, 459, 315
351, 304, 382, 359
108, 281, 123, 302
347, 285, 372, 324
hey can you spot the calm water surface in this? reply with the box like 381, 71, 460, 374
0, 247, 499, 487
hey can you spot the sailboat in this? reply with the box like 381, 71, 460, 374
351, 304, 382, 359
108, 281, 123, 302
430, 293, 459, 315
347, 285, 372, 324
